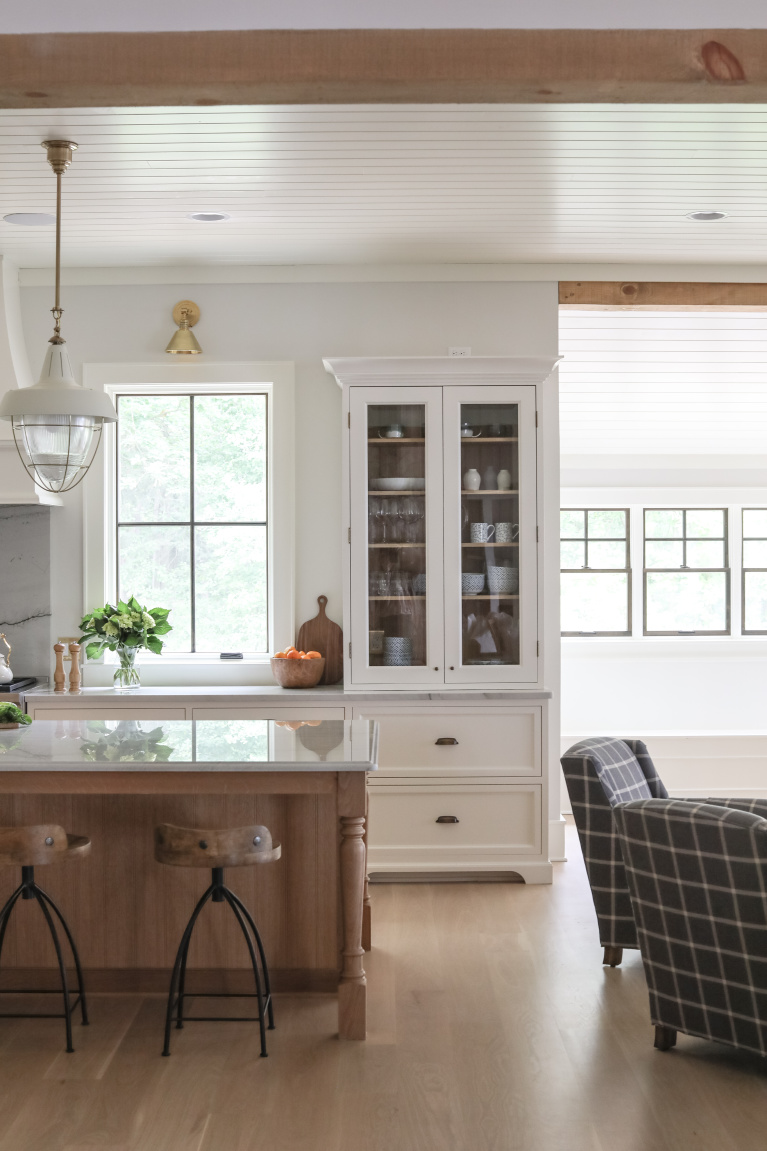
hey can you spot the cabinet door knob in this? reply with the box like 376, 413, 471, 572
436, 815, 460, 824
435, 737, 459, 746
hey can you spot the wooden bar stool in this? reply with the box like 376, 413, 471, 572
0, 825, 90, 1053
154, 823, 281, 1058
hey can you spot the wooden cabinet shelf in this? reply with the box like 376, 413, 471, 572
462, 542, 519, 548
368, 542, 425, 548
368, 437, 425, 444
461, 489, 519, 496
369, 596, 426, 601
462, 594, 519, 600
461, 436, 518, 443
368, 490, 425, 495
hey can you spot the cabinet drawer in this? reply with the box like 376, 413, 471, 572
369, 784, 541, 855
192, 708, 345, 720
353, 707, 540, 776
29, 707, 187, 721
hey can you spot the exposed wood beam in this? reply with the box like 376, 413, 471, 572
559, 282, 767, 307
0, 29, 766, 108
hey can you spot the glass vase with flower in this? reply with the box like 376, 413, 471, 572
78, 596, 173, 691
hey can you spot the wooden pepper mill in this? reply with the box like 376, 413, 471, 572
68, 642, 82, 694
53, 643, 66, 693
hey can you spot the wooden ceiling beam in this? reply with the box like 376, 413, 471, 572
559, 282, 767, 307
0, 29, 766, 108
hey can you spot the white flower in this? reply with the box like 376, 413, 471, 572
142, 612, 156, 629
130, 611, 142, 623
114, 613, 133, 629
104, 620, 119, 637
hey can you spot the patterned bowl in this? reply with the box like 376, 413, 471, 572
461, 573, 485, 595
487, 565, 519, 595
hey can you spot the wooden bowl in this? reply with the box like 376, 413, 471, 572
270, 656, 325, 689
0, 722, 20, 730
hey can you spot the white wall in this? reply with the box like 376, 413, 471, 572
19, 277, 558, 666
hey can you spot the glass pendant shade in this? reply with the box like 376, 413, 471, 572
0, 340, 117, 493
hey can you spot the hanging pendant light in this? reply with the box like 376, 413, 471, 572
0, 140, 117, 493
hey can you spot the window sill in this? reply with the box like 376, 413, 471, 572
84, 654, 276, 689
562, 635, 767, 659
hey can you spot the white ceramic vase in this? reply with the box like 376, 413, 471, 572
497, 469, 512, 491
463, 468, 481, 491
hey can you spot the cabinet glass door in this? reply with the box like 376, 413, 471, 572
443, 386, 538, 683
349, 387, 443, 684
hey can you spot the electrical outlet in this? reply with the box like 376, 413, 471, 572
449, 346, 471, 357
57, 636, 80, 662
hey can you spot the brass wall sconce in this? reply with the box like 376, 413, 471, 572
165, 301, 202, 355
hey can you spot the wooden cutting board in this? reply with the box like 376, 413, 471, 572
296, 595, 344, 686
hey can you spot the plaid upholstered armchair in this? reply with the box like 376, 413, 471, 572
560, 736, 767, 967
615, 799, 767, 1058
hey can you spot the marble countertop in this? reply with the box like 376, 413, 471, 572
0, 718, 378, 773
24, 685, 552, 703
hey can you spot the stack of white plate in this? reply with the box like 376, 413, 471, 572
383, 637, 412, 666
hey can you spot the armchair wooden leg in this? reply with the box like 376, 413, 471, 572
654, 1025, 677, 1051
602, 945, 623, 967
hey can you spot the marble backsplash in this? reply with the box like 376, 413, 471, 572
0, 505, 50, 678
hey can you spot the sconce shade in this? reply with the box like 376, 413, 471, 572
166, 300, 202, 354
0, 339, 117, 493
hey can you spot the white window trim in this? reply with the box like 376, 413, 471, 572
82, 361, 295, 686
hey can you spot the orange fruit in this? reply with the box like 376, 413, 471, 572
274, 651, 286, 659
286, 649, 301, 660
285, 645, 296, 653
306, 651, 322, 659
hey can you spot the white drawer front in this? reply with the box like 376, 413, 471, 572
369, 784, 541, 855
29, 707, 187, 721
192, 708, 345, 720
353, 707, 540, 776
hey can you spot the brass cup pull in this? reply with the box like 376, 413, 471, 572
435, 737, 459, 746
436, 815, 460, 824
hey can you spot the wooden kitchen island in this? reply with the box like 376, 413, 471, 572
0, 717, 378, 1040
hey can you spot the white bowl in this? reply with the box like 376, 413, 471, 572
376, 477, 425, 491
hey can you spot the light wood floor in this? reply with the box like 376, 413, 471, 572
0, 820, 765, 1151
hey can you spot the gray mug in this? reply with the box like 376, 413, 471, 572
494, 522, 519, 543
470, 522, 495, 543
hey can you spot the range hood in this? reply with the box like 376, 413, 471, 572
0, 256, 61, 506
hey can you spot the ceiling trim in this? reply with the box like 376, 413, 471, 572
0, 29, 766, 108
560, 281, 767, 306
17, 265, 767, 288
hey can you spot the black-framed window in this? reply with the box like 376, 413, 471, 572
116, 393, 268, 654
742, 509, 767, 634
644, 508, 729, 635
560, 509, 631, 635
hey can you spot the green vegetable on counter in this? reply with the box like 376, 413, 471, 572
0, 703, 31, 725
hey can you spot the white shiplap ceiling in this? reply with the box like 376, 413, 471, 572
3, 104, 767, 267
559, 308, 767, 457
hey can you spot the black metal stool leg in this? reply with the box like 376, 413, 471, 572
0, 885, 24, 969
31, 888, 74, 1053
162, 884, 214, 1057
175, 932, 192, 1030
36, 887, 89, 1026
222, 889, 268, 1057
228, 890, 275, 1030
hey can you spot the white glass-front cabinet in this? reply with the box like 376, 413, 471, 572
325, 357, 557, 690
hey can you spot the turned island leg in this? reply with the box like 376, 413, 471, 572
362, 787, 372, 952
338, 772, 367, 1040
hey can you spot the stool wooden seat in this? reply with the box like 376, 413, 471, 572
0, 824, 90, 1053
154, 823, 281, 1058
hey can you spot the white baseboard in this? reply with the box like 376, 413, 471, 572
549, 815, 567, 862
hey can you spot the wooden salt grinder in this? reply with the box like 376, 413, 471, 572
53, 643, 66, 693
68, 643, 82, 694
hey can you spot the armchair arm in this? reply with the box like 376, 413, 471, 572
683, 797, 767, 819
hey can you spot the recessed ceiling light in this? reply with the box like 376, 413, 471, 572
187, 212, 230, 223
3, 212, 56, 226
685, 210, 728, 222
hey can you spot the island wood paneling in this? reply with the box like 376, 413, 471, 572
559, 281, 767, 307
0, 791, 339, 991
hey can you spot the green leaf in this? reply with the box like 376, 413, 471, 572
154, 745, 173, 761
145, 634, 163, 654
149, 607, 170, 620
122, 634, 140, 647
152, 622, 172, 635
85, 642, 106, 661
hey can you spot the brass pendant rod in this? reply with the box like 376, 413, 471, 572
53, 168, 62, 339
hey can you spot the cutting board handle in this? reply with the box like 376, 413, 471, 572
317, 595, 328, 615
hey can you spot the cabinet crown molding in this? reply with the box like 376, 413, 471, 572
323, 356, 561, 388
